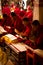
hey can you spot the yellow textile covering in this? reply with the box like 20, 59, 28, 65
1, 34, 18, 44
0, 48, 7, 65
1, 36, 12, 44
0, 15, 3, 19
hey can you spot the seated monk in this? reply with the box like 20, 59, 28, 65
3, 13, 14, 34
25, 20, 43, 49
14, 17, 32, 42
11, 12, 24, 33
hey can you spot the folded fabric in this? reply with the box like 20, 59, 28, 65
1, 34, 18, 44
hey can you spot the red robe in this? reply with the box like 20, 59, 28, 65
22, 24, 32, 37
3, 16, 14, 33
19, 10, 26, 19
14, 7, 20, 15
14, 15, 24, 32
25, 25, 43, 49
18, 24, 32, 42
0, 19, 4, 26
25, 10, 33, 23
2, 5, 10, 15
35, 25, 43, 49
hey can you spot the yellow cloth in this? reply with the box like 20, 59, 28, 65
0, 48, 7, 65
0, 15, 3, 19
1, 36, 12, 44
1, 34, 18, 44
